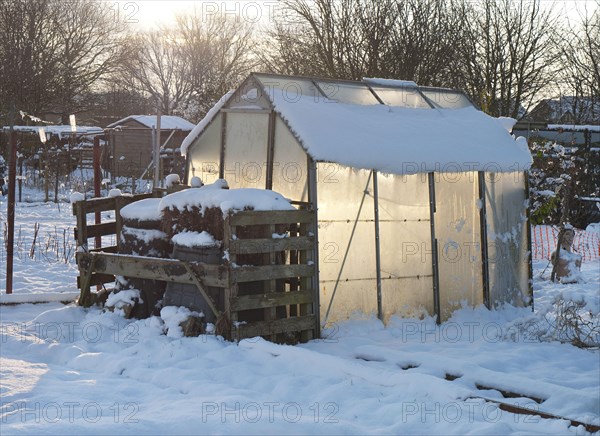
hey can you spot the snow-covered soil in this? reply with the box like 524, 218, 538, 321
1, 199, 599, 434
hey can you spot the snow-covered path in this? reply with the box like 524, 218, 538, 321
1, 292, 598, 434
1, 201, 599, 434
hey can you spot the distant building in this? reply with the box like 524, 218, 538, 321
527, 97, 600, 124
106, 115, 195, 179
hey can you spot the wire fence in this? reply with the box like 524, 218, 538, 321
532, 225, 600, 262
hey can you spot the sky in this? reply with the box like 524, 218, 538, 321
113, 0, 280, 30
114, 0, 598, 30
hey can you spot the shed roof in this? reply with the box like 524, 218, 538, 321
184, 73, 532, 174
108, 115, 195, 131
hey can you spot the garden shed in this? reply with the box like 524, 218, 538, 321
106, 115, 195, 179
181, 73, 534, 324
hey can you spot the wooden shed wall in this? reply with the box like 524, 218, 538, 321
111, 129, 153, 178
110, 129, 190, 178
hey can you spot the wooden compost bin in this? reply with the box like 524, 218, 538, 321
73, 192, 157, 302
73, 197, 319, 343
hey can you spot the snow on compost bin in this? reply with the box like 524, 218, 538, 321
108, 197, 171, 318
159, 183, 295, 325
159, 182, 294, 240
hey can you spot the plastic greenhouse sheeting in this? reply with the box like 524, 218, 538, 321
485, 171, 530, 306
223, 112, 269, 188
318, 165, 378, 321
187, 114, 222, 185
434, 172, 484, 321
376, 173, 434, 320
272, 118, 309, 202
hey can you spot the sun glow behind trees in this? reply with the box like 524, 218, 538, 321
0, 0, 598, 125
116, 0, 280, 30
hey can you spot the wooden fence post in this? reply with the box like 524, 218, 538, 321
222, 215, 238, 341
5, 130, 17, 294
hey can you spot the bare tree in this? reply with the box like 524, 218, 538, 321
0, 0, 62, 119
383, 0, 466, 86
262, 0, 467, 86
119, 11, 256, 121
559, 3, 600, 123
263, 0, 395, 79
0, 0, 131, 123
458, 0, 563, 118
119, 29, 193, 115
50, 0, 131, 123
177, 11, 256, 117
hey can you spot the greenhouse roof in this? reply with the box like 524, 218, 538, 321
184, 73, 533, 173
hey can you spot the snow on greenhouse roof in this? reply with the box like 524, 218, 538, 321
363, 77, 418, 88
108, 115, 195, 131
183, 73, 533, 173
258, 77, 532, 173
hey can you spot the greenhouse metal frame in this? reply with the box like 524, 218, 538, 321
183, 72, 533, 324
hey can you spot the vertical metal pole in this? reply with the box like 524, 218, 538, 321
372, 170, 383, 321
54, 151, 60, 203
152, 126, 158, 188
308, 157, 321, 337
266, 111, 276, 190
584, 129, 591, 194
110, 130, 116, 182
219, 112, 227, 179
478, 171, 491, 309
18, 152, 22, 203
68, 131, 74, 187
156, 107, 162, 184
428, 172, 441, 323
44, 140, 49, 202
93, 136, 102, 249
6, 129, 17, 294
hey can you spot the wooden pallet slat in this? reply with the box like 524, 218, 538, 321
231, 264, 315, 283
71, 193, 155, 215
263, 223, 277, 341
229, 209, 314, 226
299, 219, 317, 341
75, 222, 116, 239
223, 217, 239, 338
228, 236, 315, 254
72, 196, 116, 215
89, 245, 118, 254
79, 252, 228, 288
77, 273, 115, 288
231, 290, 314, 311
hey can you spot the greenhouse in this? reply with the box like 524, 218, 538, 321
181, 72, 533, 324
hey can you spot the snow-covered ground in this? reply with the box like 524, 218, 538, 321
1, 198, 599, 434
